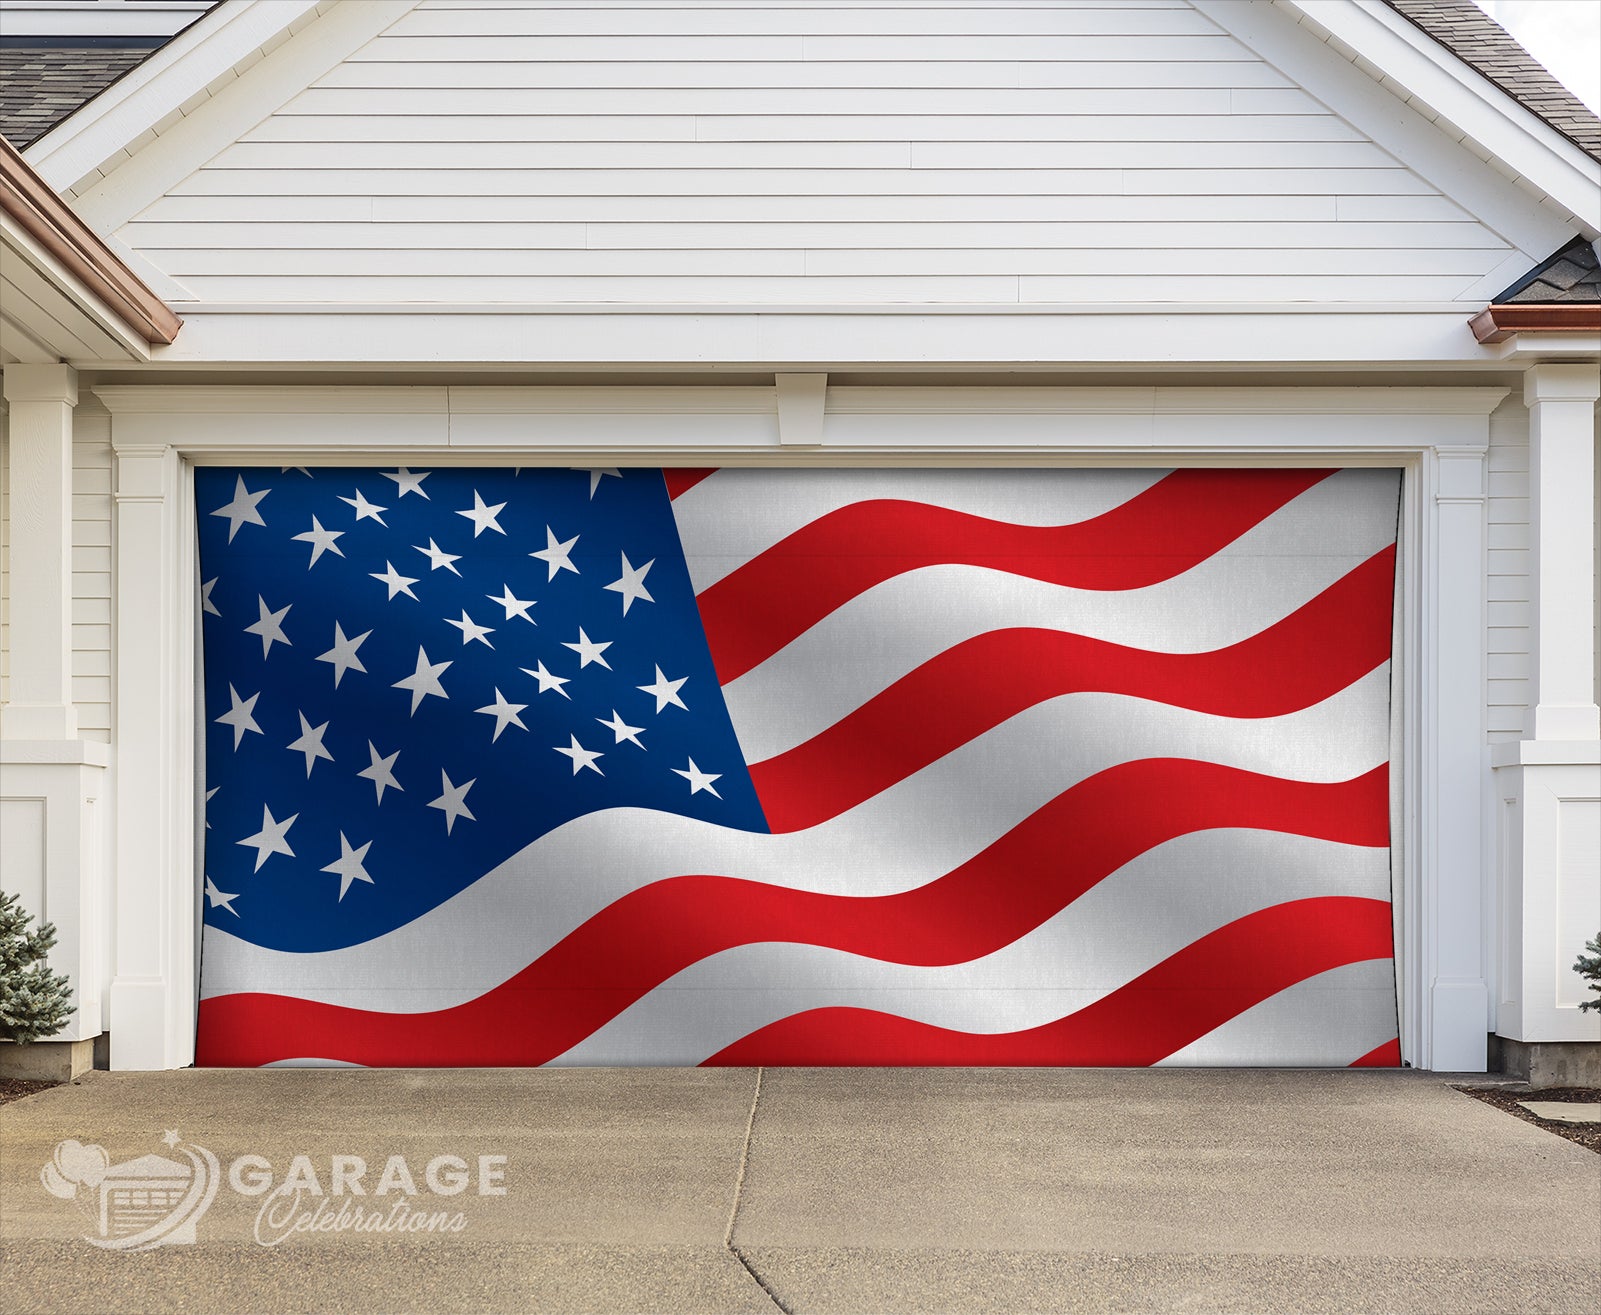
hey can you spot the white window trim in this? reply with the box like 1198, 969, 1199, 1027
99, 382, 1506, 1071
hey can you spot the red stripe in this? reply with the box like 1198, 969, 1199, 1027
752, 545, 1396, 832
195, 760, 1387, 1068
703, 899, 1396, 1066
697, 469, 1332, 684
1348, 1037, 1401, 1068
664, 468, 717, 499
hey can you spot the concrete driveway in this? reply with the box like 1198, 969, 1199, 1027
2, 1068, 1596, 1314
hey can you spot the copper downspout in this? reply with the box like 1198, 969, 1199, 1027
1, 136, 181, 345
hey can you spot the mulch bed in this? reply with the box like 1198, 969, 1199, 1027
1455, 1085, 1601, 1154
0, 1077, 58, 1106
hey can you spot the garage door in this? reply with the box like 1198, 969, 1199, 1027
194, 465, 1401, 1067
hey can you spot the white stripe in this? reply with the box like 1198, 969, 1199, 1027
1156, 959, 1399, 1067
201, 670, 1388, 1012
724, 468, 1398, 763
553, 832, 1392, 1066
675, 467, 1169, 593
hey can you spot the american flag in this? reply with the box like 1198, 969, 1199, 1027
194, 465, 1401, 1068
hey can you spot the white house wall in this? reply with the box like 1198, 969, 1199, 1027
113, 0, 1540, 307
1486, 397, 1530, 743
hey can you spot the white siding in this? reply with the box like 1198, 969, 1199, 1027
73, 401, 113, 744
119, 0, 1519, 306
1486, 397, 1530, 743
0, 414, 9, 706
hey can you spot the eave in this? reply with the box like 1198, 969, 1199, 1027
1469, 304, 1601, 344
2, 136, 180, 366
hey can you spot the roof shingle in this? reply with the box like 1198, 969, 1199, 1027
0, 41, 162, 149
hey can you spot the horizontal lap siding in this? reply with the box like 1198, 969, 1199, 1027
74, 406, 113, 745
1486, 399, 1530, 743
120, 0, 1513, 304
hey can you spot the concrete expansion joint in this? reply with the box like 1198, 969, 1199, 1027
725, 1066, 790, 1313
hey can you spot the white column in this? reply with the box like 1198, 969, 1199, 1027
1525, 363, 1600, 743
1, 364, 78, 740
1423, 444, 1491, 1071
108, 441, 196, 1069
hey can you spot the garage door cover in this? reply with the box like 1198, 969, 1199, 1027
194, 466, 1401, 1067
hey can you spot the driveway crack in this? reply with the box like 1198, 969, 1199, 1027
725, 1066, 790, 1313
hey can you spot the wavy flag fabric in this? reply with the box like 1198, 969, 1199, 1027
193, 465, 1403, 1068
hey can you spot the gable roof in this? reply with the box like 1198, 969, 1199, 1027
0, 39, 165, 148
1493, 236, 1601, 304
1384, 0, 1601, 160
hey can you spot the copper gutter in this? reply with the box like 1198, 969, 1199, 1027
1470, 303, 1601, 344
1, 136, 181, 345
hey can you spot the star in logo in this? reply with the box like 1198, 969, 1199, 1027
562, 627, 612, 670
457, 490, 508, 537
597, 709, 645, 748
475, 688, 528, 742
638, 665, 688, 713
531, 526, 579, 581
392, 646, 452, 715
554, 734, 604, 776
237, 804, 297, 872
358, 742, 403, 804
384, 468, 430, 499
210, 475, 269, 542
244, 595, 292, 658
292, 515, 345, 568
321, 833, 375, 900
371, 561, 420, 601
428, 771, 476, 834
315, 622, 370, 687
673, 758, 723, 799
215, 684, 262, 748
604, 553, 655, 616
287, 712, 334, 777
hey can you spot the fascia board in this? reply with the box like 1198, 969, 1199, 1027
23, 0, 322, 195
1277, 0, 1600, 232
2, 213, 150, 362
1192, 0, 1583, 259
65, 1, 420, 234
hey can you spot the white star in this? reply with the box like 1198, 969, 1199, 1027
457, 490, 508, 537
287, 711, 334, 777
237, 804, 297, 872
428, 770, 476, 834
575, 467, 622, 499
371, 560, 420, 601
392, 646, 451, 714
215, 684, 262, 748
204, 786, 218, 829
445, 609, 496, 648
638, 665, 688, 713
562, 627, 612, 670
316, 622, 370, 687
531, 526, 579, 581
280, 467, 312, 478
321, 832, 375, 901
210, 475, 269, 542
358, 741, 402, 803
475, 688, 528, 742
201, 577, 220, 616
597, 709, 645, 748
384, 467, 430, 499
673, 757, 723, 799
244, 595, 292, 658
204, 875, 240, 917
521, 661, 571, 699
292, 515, 345, 567
339, 489, 388, 525
604, 553, 655, 616
162, 1129, 183, 1149
415, 538, 462, 576
554, 734, 604, 776
487, 584, 535, 624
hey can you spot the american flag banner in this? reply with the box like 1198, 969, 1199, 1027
193, 465, 1402, 1068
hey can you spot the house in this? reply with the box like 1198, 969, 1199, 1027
1, 0, 1596, 1078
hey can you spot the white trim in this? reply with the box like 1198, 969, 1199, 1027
1274, 0, 1600, 236
24, 0, 324, 192
101, 383, 1496, 1071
